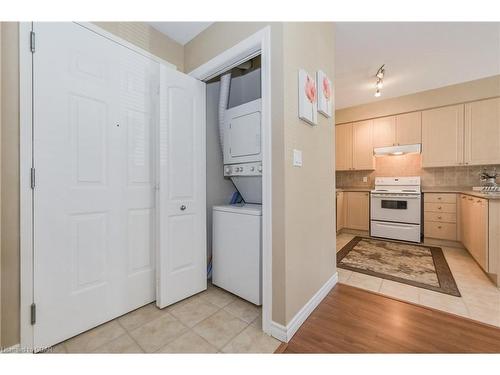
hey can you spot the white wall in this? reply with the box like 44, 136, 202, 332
206, 82, 236, 263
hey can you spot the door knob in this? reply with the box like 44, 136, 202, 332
180, 205, 186, 211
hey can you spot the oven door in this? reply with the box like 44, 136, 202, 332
370, 193, 421, 224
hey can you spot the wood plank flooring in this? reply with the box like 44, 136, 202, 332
277, 284, 500, 353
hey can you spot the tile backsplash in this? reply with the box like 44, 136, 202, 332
336, 154, 500, 188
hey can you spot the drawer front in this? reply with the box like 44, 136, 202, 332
425, 193, 456, 204
424, 212, 456, 223
424, 221, 457, 241
424, 202, 456, 213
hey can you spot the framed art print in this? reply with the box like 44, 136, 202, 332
317, 70, 332, 118
298, 69, 317, 125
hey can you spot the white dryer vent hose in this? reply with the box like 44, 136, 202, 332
218, 73, 232, 153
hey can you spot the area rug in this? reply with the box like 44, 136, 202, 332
337, 237, 461, 297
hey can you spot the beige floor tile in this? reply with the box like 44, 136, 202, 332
465, 304, 500, 326
222, 325, 281, 353
193, 309, 248, 349
418, 289, 469, 318
158, 330, 218, 353
64, 320, 126, 353
250, 311, 262, 330
337, 268, 352, 283
169, 296, 220, 327
118, 303, 168, 332
92, 333, 143, 353
343, 272, 382, 293
129, 313, 188, 353
224, 299, 261, 323
379, 279, 420, 304
199, 285, 236, 308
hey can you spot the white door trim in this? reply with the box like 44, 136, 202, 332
188, 26, 273, 337
18, 21, 177, 351
19, 21, 34, 350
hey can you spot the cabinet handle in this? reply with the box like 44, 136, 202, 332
437, 197, 442, 200
180, 205, 187, 211
438, 225, 442, 229
438, 206, 442, 210
468, 198, 474, 201
438, 216, 442, 219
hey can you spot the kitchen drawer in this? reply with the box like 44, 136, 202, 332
424, 193, 456, 204
424, 221, 457, 241
424, 202, 456, 213
424, 212, 456, 223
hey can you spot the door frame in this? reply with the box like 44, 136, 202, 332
18, 22, 177, 350
188, 26, 273, 337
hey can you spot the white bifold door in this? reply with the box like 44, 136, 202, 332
31, 23, 205, 349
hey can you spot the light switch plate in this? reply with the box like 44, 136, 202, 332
293, 149, 303, 167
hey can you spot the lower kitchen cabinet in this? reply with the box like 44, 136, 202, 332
459, 194, 489, 271
424, 193, 457, 241
336, 191, 345, 232
345, 191, 370, 231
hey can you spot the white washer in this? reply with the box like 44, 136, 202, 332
212, 204, 262, 305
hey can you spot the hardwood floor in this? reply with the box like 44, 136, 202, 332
277, 284, 500, 353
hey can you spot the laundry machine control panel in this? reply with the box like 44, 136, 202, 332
224, 162, 262, 177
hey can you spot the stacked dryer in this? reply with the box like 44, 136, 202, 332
212, 70, 263, 305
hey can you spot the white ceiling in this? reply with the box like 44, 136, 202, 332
335, 22, 500, 109
149, 22, 213, 45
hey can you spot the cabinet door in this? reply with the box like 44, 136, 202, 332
335, 123, 353, 171
336, 192, 344, 232
465, 98, 500, 165
352, 120, 375, 170
470, 198, 488, 271
422, 104, 464, 167
373, 116, 396, 148
396, 112, 421, 145
346, 192, 370, 231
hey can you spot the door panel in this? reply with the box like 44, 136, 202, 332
33, 23, 158, 349
422, 105, 464, 167
335, 123, 353, 171
373, 116, 396, 148
156, 65, 206, 308
352, 120, 374, 170
396, 112, 421, 145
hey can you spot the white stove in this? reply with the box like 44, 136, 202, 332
370, 177, 422, 243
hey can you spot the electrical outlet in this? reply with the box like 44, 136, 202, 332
293, 149, 303, 167
363, 176, 368, 183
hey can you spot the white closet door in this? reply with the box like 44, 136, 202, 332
156, 65, 206, 308
33, 22, 158, 349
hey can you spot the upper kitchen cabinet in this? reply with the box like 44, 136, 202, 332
335, 123, 353, 171
352, 120, 375, 170
422, 104, 464, 167
396, 111, 421, 145
465, 97, 500, 166
373, 116, 396, 148
373, 112, 421, 148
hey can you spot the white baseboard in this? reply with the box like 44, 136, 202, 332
269, 272, 338, 343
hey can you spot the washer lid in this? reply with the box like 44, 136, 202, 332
212, 204, 262, 216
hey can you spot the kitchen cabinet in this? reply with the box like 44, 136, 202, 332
459, 194, 489, 271
335, 123, 353, 171
424, 193, 457, 241
422, 104, 464, 167
373, 112, 421, 148
373, 116, 396, 148
336, 191, 345, 232
345, 191, 370, 231
465, 97, 500, 166
335, 121, 374, 171
396, 112, 422, 145
352, 120, 375, 170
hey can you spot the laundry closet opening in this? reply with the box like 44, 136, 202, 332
205, 55, 264, 306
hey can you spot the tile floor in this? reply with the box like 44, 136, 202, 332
336, 232, 500, 327
47, 284, 280, 354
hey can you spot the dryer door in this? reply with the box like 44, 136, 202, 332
224, 98, 262, 165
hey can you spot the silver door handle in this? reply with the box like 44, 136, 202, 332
180, 205, 186, 211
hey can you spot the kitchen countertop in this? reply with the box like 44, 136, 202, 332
336, 186, 500, 199
336, 187, 371, 192
422, 186, 500, 200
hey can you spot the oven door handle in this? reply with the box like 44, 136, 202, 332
370, 194, 421, 199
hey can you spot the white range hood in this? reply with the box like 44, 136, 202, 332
373, 143, 421, 156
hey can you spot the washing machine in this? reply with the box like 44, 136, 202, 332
212, 204, 262, 305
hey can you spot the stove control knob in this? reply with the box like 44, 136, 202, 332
258, 165, 262, 172
250, 166, 255, 172
225, 166, 231, 174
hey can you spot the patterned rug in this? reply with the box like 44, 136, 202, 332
337, 237, 461, 297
